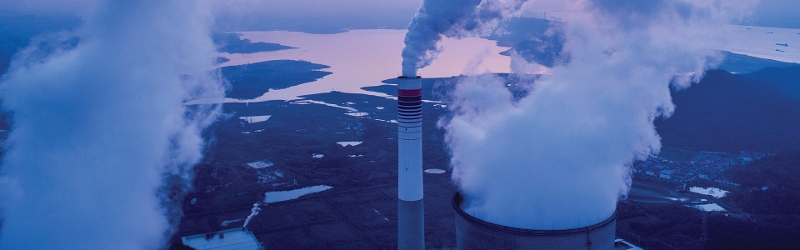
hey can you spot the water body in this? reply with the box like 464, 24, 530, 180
722, 25, 800, 64
263, 185, 333, 204
213, 29, 511, 102
188, 26, 800, 105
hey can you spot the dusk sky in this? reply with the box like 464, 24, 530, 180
2, 0, 800, 29
0, 0, 799, 249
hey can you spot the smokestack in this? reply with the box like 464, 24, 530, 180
397, 75, 424, 250
453, 193, 616, 250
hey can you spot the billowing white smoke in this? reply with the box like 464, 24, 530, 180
0, 1, 224, 249
443, 0, 756, 229
401, 0, 530, 77
243, 202, 262, 229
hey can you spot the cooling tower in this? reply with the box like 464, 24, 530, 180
453, 193, 617, 250
398, 75, 424, 250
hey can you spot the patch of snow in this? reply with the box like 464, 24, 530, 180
247, 161, 274, 169
373, 209, 390, 222
257, 168, 285, 184
346, 112, 369, 117
264, 185, 333, 203
690, 187, 729, 198
241, 131, 251, 134
376, 106, 384, 110
690, 203, 726, 212
374, 118, 398, 124
424, 168, 447, 174
337, 141, 363, 147
240, 115, 272, 123
258, 174, 277, 183
667, 197, 689, 202
293, 100, 358, 112
345, 102, 355, 105
254, 129, 265, 133
312, 153, 324, 159
348, 154, 365, 158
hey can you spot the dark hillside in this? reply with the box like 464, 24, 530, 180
656, 70, 800, 153
743, 66, 800, 99
221, 60, 331, 99
726, 152, 800, 215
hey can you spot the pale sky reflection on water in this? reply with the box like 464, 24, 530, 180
212, 29, 511, 103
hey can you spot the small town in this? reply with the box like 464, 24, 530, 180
633, 149, 773, 185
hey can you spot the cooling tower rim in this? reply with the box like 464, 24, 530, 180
398, 75, 422, 79
453, 192, 617, 236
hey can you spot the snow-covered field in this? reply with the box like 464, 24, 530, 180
424, 168, 446, 174
247, 160, 274, 169
263, 185, 333, 203
690, 203, 727, 212
337, 141, 363, 147
240, 115, 271, 123
292, 100, 358, 112
690, 187, 729, 198
373, 118, 398, 124
345, 112, 369, 117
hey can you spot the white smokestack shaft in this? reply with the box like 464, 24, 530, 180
398, 76, 423, 201
398, 76, 424, 249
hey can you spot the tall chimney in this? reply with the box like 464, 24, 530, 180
397, 75, 424, 250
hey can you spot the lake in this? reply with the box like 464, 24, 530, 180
215, 29, 511, 103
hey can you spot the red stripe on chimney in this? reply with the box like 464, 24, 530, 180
398, 89, 422, 97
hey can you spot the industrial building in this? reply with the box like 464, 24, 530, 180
452, 193, 618, 250
181, 228, 262, 250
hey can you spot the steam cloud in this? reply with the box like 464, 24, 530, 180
442, 0, 756, 229
243, 202, 262, 229
0, 0, 224, 248
401, 0, 530, 77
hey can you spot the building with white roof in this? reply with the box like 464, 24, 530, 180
181, 228, 263, 250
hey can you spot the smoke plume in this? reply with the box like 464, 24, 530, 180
443, 0, 756, 229
243, 202, 262, 229
401, 0, 530, 77
0, 0, 224, 249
